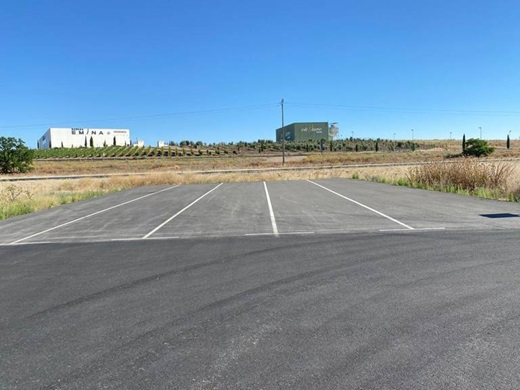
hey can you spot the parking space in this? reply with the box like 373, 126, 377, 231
150, 182, 274, 239
28, 184, 218, 243
311, 178, 520, 231
0, 185, 178, 244
267, 180, 405, 234
1, 179, 519, 245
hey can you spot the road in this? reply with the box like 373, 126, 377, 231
1, 179, 520, 389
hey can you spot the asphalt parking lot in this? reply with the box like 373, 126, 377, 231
1, 179, 520, 389
1, 178, 519, 245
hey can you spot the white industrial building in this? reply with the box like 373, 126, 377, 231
37, 128, 131, 149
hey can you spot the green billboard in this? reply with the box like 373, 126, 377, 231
276, 122, 329, 142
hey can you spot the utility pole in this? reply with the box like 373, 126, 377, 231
281, 98, 285, 166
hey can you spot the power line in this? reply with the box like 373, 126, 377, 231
0, 103, 278, 129
286, 102, 520, 116
5, 100, 519, 131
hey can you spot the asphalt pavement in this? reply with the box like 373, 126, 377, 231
1, 179, 520, 389
1, 179, 519, 244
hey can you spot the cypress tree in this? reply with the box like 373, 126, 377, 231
462, 134, 466, 153
507, 134, 510, 149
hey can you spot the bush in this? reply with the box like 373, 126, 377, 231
463, 138, 494, 157
0, 137, 34, 174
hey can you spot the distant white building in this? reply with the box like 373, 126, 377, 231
37, 128, 131, 149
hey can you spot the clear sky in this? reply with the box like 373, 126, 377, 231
2, 0, 520, 147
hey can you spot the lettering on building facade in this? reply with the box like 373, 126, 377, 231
300, 127, 323, 134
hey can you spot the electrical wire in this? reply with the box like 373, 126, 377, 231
286, 102, 520, 116
1, 103, 278, 129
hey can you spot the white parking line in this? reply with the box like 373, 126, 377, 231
10, 185, 180, 244
263, 182, 280, 237
143, 183, 223, 239
379, 229, 416, 232
306, 180, 415, 230
379, 227, 446, 232
245, 231, 314, 237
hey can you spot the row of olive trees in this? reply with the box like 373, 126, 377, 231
0, 135, 502, 174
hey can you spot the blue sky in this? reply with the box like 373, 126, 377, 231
1, 0, 520, 147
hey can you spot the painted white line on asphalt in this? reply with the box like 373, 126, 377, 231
280, 231, 315, 235
244, 232, 315, 236
139, 236, 181, 240
379, 229, 416, 232
306, 180, 415, 230
245, 231, 315, 237
10, 185, 180, 245
110, 238, 146, 242
2, 241, 53, 246
143, 183, 223, 239
263, 181, 279, 237
380, 227, 446, 232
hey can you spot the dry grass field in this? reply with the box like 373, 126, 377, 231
1, 139, 520, 220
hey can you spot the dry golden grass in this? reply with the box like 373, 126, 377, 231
25, 155, 298, 176
408, 160, 515, 193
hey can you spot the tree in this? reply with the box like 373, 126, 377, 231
462, 138, 494, 157
462, 134, 466, 153
0, 137, 34, 174
507, 134, 510, 150
90, 136, 94, 148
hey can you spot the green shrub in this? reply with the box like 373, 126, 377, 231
463, 138, 494, 157
0, 137, 34, 173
